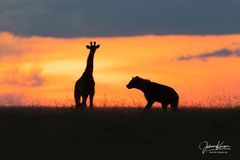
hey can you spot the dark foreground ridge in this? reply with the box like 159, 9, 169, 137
0, 107, 239, 160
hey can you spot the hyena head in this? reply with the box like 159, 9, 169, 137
126, 76, 141, 89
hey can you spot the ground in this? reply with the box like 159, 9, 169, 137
0, 107, 239, 160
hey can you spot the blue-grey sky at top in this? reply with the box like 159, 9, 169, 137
0, 0, 240, 37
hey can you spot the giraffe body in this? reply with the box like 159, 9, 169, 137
74, 42, 100, 109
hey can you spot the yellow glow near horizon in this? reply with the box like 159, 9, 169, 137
0, 32, 240, 107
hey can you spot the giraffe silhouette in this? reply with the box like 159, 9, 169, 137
74, 42, 100, 109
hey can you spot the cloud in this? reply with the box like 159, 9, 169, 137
0, 42, 28, 57
177, 49, 240, 61
0, 32, 30, 57
0, 68, 45, 87
0, 0, 240, 37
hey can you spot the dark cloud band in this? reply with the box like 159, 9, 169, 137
0, 0, 240, 37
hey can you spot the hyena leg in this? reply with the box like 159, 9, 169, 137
170, 100, 178, 111
89, 93, 94, 110
162, 103, 168, 110
144, 101, 154, 110
81, 95, 88, 109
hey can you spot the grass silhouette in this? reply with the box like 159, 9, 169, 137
0, 107, 239, 159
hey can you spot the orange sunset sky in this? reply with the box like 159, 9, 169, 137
0, 32, 240, 107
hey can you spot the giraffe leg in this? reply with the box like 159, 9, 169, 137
81, 95, 88, 109
90, 93, 94, 110
74, 92, 81, 109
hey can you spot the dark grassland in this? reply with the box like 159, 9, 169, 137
0, 107, 239, 160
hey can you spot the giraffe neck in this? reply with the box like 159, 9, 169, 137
83, 50, 95, 76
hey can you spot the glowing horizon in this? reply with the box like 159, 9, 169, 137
0, 32, 240, 107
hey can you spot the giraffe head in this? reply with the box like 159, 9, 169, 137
86, 41, 100, 51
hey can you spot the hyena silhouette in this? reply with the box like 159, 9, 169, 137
74, 42, 100, 109
126, 76, 179, 110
